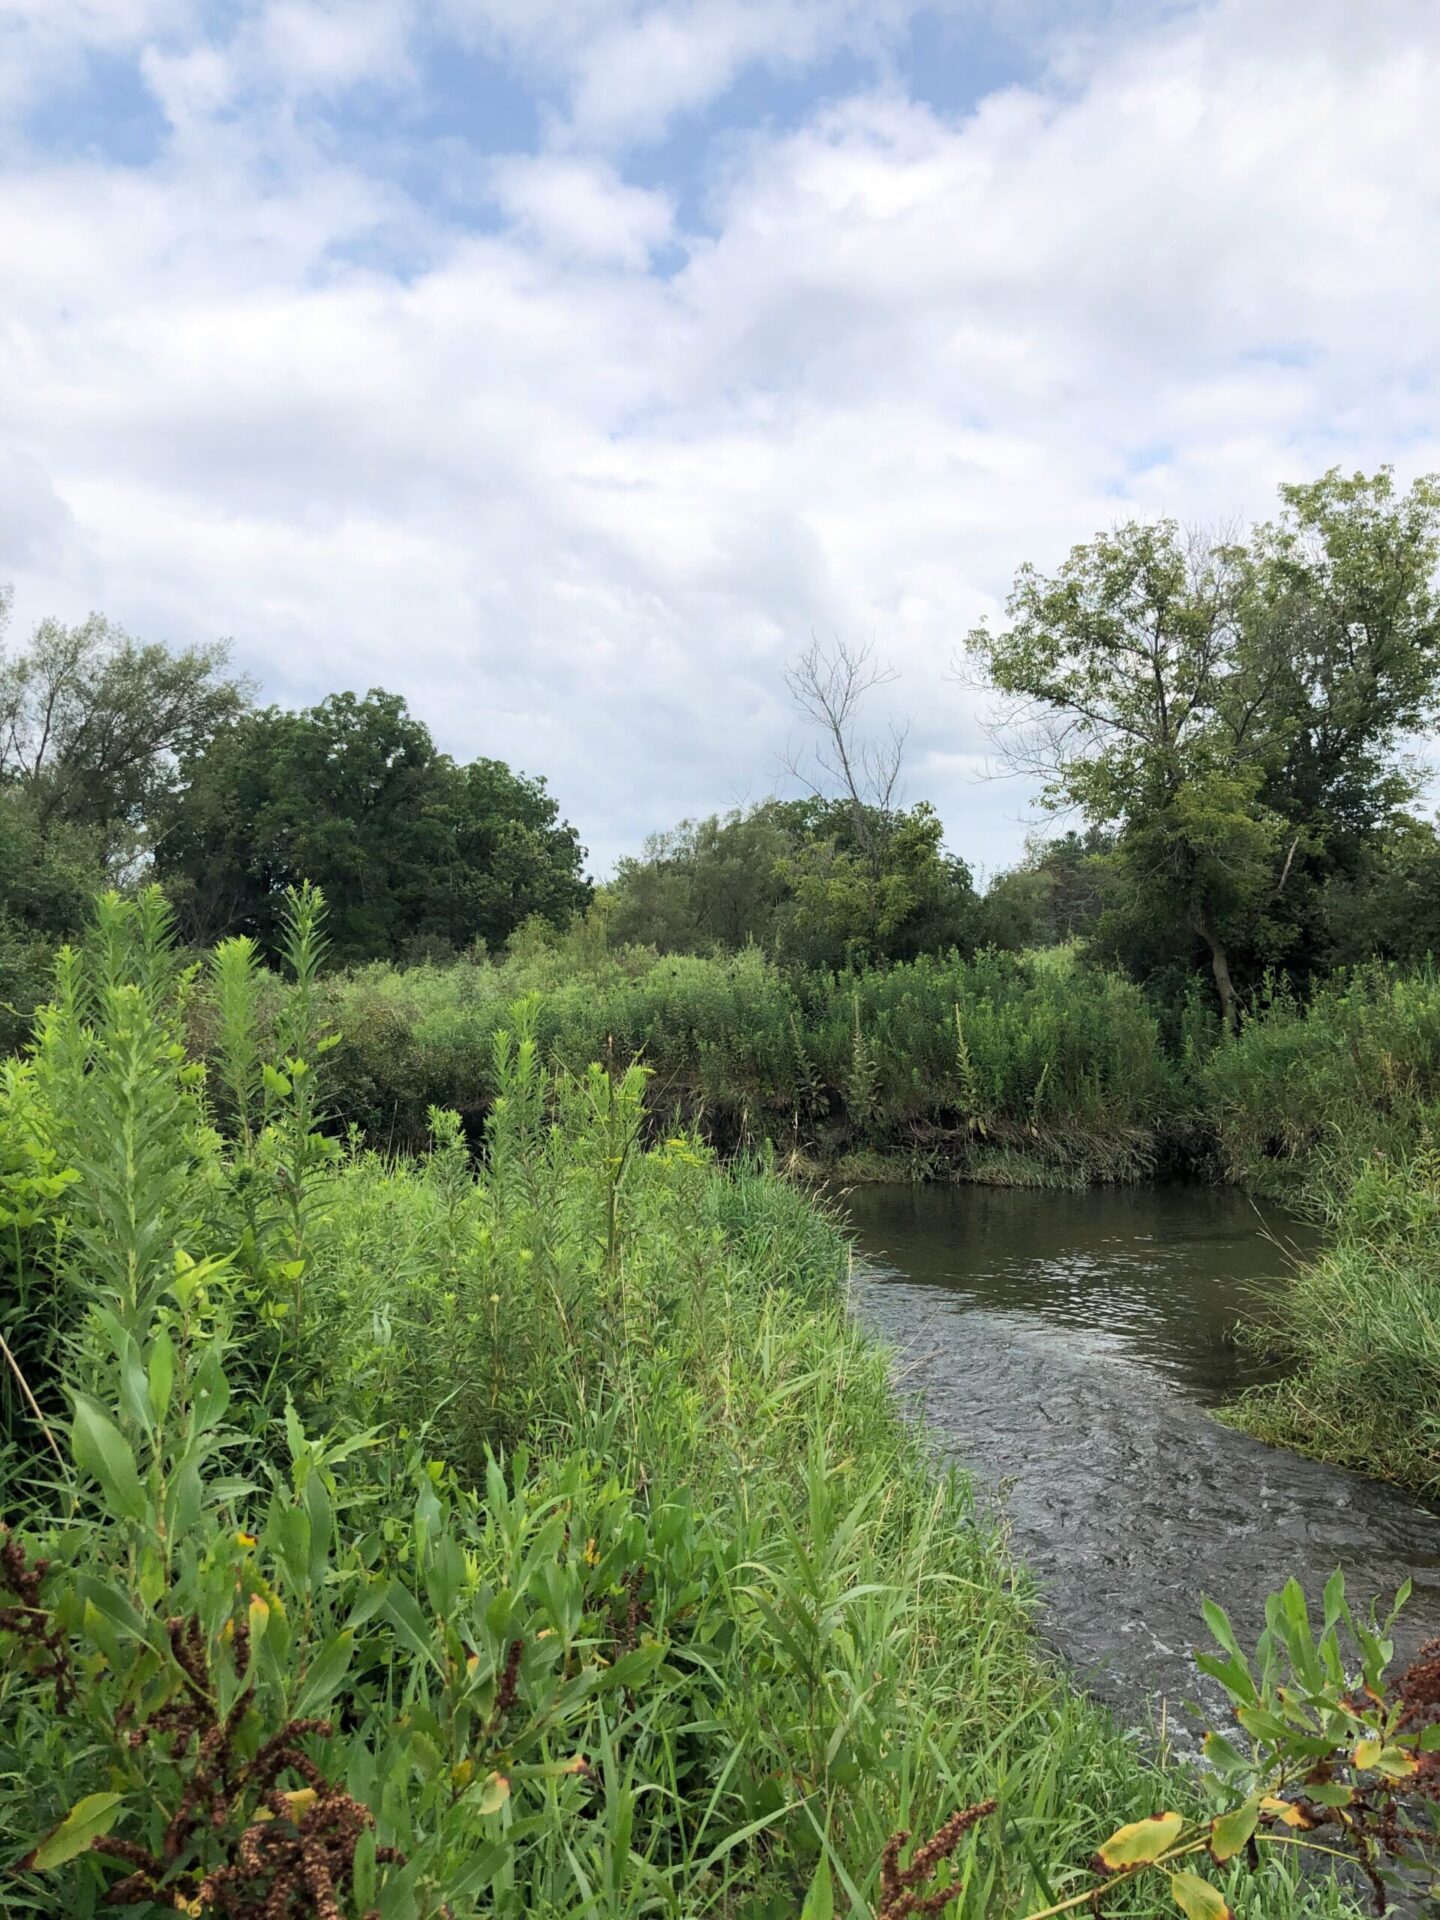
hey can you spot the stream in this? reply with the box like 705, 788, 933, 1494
846, 1183, 1440, 1747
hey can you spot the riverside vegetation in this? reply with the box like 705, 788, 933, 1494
3, 888, 1440, 1920
5, 465, 1440, 1910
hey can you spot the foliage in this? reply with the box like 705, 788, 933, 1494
0, 590, 246, 1048
0, 893, 1362, 1919
0, 598, 248, 866
968, 468, 1440, 1024
1026, 1574, 1440, 1920
0, 792, 103, 1052
1199, 963, 1440, 1487
606, 797, 982, 972
304, 938, 1180, 1179
977, 830, 1119, 954
155, 691, 589, 962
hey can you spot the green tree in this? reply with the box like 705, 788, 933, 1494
967, 469, 1440, 1023
605, 795, 980, 969
416, 755, 590, 954
0, 794, 102, 1049
775, 798, 980, 970
607, 805, 796, 952
0, 589, 248, 1045
980, 828, 1118, 952
0, 598, 248, 866
157, 690, 588, 963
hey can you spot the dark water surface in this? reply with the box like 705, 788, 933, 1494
846, 1183, 1440, 1745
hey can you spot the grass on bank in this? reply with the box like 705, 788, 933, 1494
1201, 965, 1440, 1493
0, 891, 1355, 1919
188, 924, 1440, 1492
309, 938, 1185, 1184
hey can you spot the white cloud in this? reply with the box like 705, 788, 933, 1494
488, 155, 674, 265
0, 0, 195, 115
442, 0, 918, 148
1, 0, 1439, 874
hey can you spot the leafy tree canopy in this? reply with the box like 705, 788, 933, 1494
967, 467, 1440, 1021
156, 690, 589, 963
605, 795, 981, 971
0, 593, 249, 866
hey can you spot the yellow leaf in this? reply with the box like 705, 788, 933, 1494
1096, 1811, 1185, 1870
477, 1770, 510, 1815
1376, 1746, 1419, 1781
452, 1759, 474, 1790
281, 1789, 316, 1817
1353, 1737, 1382, 1770
20, 1793, 125, 1870
1260, 1796, 1317, 1831
1170, 1869, 1234, 1920
248, 1595, 270, 1643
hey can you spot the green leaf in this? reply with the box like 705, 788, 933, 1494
1200, 1730, 1248, 1775
1208, 1799, 1259, 1863
1304, 1783, 1355, 1808
800, 1853, 834, 1920
1096, 1811, 1184, 1870
1170, 1870, 1233, 1920
382, 1582, 442, 1674
21, 1793, 125, 1871
147, 1331, 175, 1425
71, 1397, 146, 1521
296, 1629, 356, 1716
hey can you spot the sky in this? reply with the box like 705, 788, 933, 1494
2, 0, 1439, 879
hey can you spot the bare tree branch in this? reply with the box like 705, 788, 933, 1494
783, 636, 908, 858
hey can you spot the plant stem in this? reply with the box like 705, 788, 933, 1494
0, 1326, 65, 1467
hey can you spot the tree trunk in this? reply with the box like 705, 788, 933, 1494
1194, 909, 1239, 1032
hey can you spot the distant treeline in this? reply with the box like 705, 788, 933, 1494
4, 464, 1440, 1051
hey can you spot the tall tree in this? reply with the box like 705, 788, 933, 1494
418, 756, 590, 953
157, 690, 588, 962
784, 637, 913, 963
967, 469, 1440, 1023
0, 603, 248, 866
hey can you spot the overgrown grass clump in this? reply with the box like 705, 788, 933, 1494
1201, 963, 1440, 1199
1218, 1139, 1440, 1493
0, 893, 1349, 1918
314, 939, 1182, 1184
1201, 965, 1440, 1490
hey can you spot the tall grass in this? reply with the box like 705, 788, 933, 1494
1204, 964, 1440, 1490
0, 893, 1351, 1918
301, 941, 1182, 1184
1201, 962, 1440, 1198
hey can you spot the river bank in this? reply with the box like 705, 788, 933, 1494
303, 946, 1440, 1495
3, 895, 1358, 1920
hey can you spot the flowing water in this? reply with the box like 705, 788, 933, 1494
846, 1183, 1440, 1746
